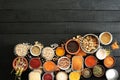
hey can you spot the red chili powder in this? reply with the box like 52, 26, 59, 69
85, 56, 97, 68
43, 73, 52, 80
29, 58, 41, 69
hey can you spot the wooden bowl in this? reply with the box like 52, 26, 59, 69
65, 39, 80, 55
12, 57, 28, 71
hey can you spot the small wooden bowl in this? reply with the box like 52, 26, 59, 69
93, 65, 105, 77
85, 55, 98, 68
65, 39, 80, 55
12, 57, 28, 71
104, 55, 115, 68
82, 68, 92, 78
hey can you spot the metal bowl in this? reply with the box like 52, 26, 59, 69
80, 34, 100, 54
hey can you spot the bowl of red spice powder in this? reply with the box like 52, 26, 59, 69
29, 58, 42, 69
42, 72, 54, 80
85, 55, 98, 68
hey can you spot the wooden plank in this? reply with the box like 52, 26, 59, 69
0, 0, 120, 10
0, 23, 120, 34
1, 10, 120, 22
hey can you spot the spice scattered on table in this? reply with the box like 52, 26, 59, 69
111, 41, 119, 50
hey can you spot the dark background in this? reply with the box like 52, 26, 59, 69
0, 0, 120, 80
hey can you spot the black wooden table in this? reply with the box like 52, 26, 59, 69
0, 0, 120, 80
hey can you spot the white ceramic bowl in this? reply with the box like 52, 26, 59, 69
96, 49, 107, 60
42, 47, 55, 60
57, 56, 70, 70
30, 45, 41, 56
106, 69, 119, 80
99, 32, 113, 45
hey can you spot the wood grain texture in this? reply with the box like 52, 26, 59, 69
0, 0, 120, 80
1, 10, 120, 22
0, 0, 120, 10
0, 23, 120, 34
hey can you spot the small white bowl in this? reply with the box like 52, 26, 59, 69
30, 45, 41, 56
96, 49, 107, 60
106, 69, 119, 80
57, 56, 70, 70
99, 32, 113, 45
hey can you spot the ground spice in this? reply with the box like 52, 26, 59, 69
85, 56, 97, 68
69, 71, 80, 80
56, 47, 65, 57
31, 46, 40, 55
29, 58, 41, 69
104, 56, 115, 68
43, 73, 52, 80
101, 33, 111, 44
43, 61, 56, 72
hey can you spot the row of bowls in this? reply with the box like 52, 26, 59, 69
65, 32, 113, 55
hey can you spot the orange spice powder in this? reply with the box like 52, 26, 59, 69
43, 61, 56, 72
85, 56, 97, 68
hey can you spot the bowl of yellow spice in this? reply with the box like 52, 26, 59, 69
99, 32, 113, 45
55, 46, 65, 57
69, 71, 81, 80
30, 42, 43, 56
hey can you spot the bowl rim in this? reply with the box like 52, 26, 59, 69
99, 32, 113, 45
65, 39, 80, 55
80, 34, 100, 54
